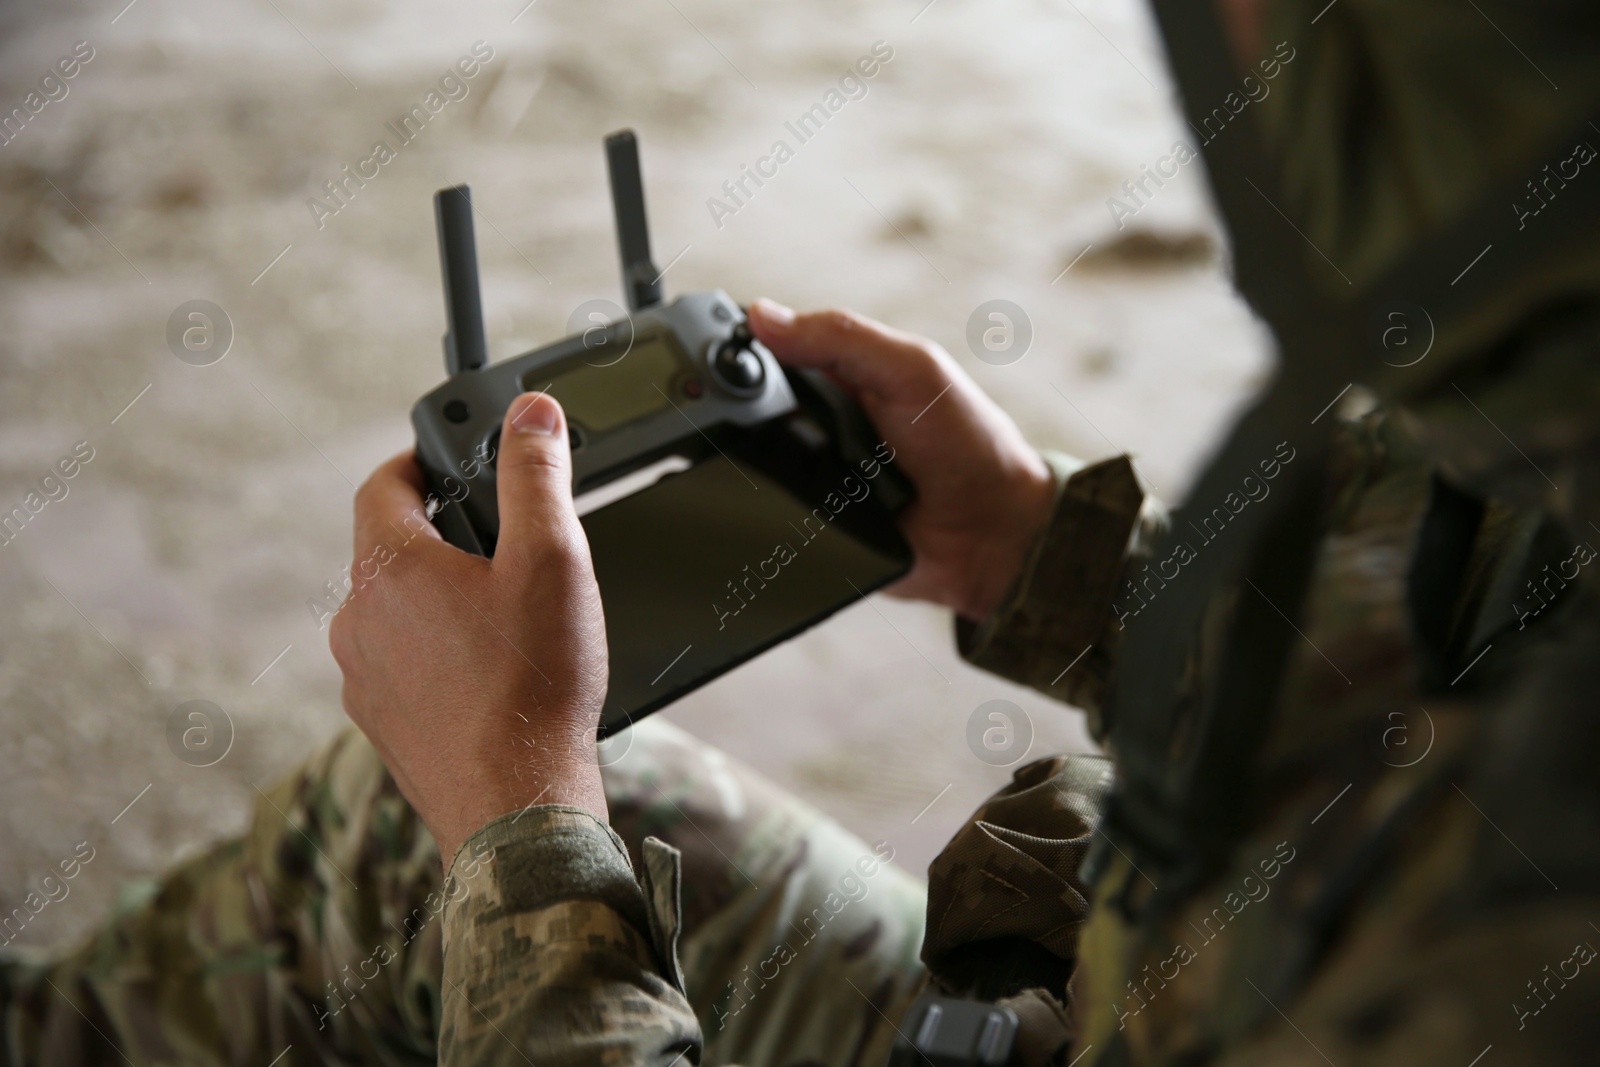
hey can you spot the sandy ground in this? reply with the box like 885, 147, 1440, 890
0, 0, 1267, 950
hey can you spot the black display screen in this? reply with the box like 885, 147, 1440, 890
581, 422, 911, 735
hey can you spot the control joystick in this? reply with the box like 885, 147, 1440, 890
712, 322, 765, 395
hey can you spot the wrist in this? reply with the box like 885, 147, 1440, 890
961, 451, 1058, 621
432, 747, 607, 862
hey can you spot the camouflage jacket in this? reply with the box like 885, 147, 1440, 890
438, 314, 1600, 1063
438, 2, 1600, 1056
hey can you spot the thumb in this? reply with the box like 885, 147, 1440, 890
494, 391, 582, 567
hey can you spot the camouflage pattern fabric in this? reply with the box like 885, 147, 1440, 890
1035, 0, 1600, 1060
12, 377, 1600, 1066
0, 717, 928, 1066
944, 0, 1600, 1060
11, 0, 1600, 1062
391, 370, 1600, 1066
961, 406, 1600, 1064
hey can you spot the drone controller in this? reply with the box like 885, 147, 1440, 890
411, 130, 913, 733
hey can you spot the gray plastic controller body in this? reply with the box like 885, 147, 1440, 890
411, 289, 796, 556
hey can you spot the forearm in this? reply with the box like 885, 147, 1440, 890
440, 807, 703, 1067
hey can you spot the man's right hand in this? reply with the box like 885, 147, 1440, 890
747, 299, 1057, 623
328, 393, 610, 865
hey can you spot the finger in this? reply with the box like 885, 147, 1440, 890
353, 451, 445, 561
494, 391, 585, 573
746, 299, 948, 404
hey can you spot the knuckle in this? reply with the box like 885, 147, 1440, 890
327, 610, 359, 673
500, 441, 565, 477
531, 526, 587, 572
912, 341, 954, 384
507, 523, 590, 582
338, 679, 367, 729
375, 539, 417, 578
816, 307, 867, 338
352, 472, 383, 517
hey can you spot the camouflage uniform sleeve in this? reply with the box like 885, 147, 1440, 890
438, 805, 704, 1067
956, 452, 1162, 738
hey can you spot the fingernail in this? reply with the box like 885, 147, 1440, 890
752, 298, 794, 327
510, 393, 559, 434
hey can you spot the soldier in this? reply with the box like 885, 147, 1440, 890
8, 0, 1600, 1064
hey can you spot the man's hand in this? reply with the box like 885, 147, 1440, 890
328, 392, 608, 863
748, 299, 1056, 622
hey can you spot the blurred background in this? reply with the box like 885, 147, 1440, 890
0, 0, 1268, 949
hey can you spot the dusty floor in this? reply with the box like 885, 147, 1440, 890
0, 0, 1267, 949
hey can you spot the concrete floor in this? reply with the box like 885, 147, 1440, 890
0, 0, 1267, 950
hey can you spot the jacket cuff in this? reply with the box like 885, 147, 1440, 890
447, 805, 646, 923
443, 805, 686, 989
437, 807, 699, 1065
956, 453, 1147, 736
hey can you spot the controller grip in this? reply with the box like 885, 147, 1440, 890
413, 449, 492, 556
784, 367, 915, 514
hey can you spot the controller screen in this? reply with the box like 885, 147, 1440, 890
526, 332, 687, 433
581, 435, 912, 735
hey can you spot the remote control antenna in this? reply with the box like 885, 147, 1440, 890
434, 184, 489, 374
605, 129, 663, 312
